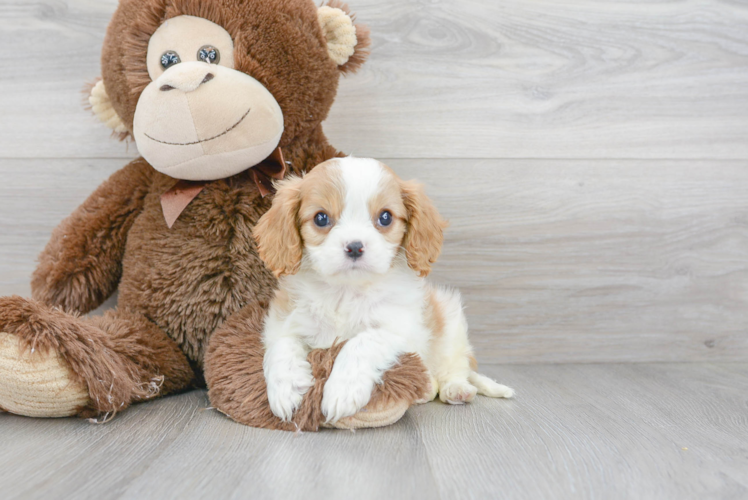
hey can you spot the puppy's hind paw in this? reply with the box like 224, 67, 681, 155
439, 380, 477, 405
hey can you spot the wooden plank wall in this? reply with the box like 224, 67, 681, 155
0, 0, 746, 363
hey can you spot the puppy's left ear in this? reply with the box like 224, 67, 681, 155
318, 1, 371, 74
401, 180, 448, 277
253, 177, 304, 278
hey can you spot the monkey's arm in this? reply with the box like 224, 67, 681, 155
31, 158, 154, 314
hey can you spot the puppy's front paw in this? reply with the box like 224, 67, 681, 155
266, 363, 314, 422
321, 373, 375, 424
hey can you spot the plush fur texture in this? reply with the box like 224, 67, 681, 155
132, 15, 286, 181
0, 295, 193, 418
255, 158, 514, 423
0, 0, 428, 427
204, 303, 429, 431
102, 0, 370, 143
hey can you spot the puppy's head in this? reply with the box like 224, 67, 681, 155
253, 157, 446, 280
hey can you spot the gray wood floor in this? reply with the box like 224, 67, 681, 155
0, 0, 746, 498
1, 363, 747, 500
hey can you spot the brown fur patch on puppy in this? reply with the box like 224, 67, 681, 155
298, 161, 346, 246
468, 353, 478, 371
425, 288, 446, 339
367, 167, 408, 246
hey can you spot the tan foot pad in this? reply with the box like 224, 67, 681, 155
0, 332, 89, 417
325, 399, 410, 430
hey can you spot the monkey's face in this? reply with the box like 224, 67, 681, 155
92, 0, 371, 182
133, 16, 283, 181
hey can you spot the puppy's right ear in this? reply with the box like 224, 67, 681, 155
253, 176, 304, 277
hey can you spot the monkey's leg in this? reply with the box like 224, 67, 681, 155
0, 296, 194, 419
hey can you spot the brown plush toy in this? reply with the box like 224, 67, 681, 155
0, 0, 429, 430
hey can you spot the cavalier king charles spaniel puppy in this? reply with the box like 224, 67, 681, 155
253, 157, 514, 424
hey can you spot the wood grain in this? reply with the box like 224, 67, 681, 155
411, 363, 748, 500
0, 364, 746, 499
1, 0, 748, 159
0, 0, 125, 159
119, 400, 439, 500
1, 158, 745, 363
327, 0, 748, 159
388, 159, 748, 364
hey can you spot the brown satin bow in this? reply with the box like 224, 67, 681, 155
160, 147, 286, 229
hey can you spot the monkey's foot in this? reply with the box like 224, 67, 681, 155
324, 398, 410, 430
0, 332, 89, 417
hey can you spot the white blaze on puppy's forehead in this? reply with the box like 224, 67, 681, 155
339, 158, 388, 222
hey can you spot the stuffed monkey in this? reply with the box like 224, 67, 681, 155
0, 0, 429, 430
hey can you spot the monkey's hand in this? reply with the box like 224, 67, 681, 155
30, 158, 153, 314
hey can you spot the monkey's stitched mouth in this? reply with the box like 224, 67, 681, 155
144, 107, 251, 146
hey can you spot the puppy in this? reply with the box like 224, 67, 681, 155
253, 157, 514, 424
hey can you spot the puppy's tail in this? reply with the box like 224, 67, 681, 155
468, 371, 515, 399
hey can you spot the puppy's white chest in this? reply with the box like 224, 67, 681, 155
299, 288, 389, 349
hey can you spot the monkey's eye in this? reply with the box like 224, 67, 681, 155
314, 212, 330, 227
160, 51, 181, 70
378, 210, 393, 227
197, 45, 220, 64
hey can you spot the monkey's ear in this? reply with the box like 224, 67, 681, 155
317, 2, 371, 74
87, 79, 129, 136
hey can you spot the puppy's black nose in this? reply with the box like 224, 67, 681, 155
345, 241, 364, 260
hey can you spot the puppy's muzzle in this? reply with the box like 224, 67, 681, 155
345, 241, 365, 260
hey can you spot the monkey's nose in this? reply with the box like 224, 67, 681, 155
161, 73, 213, 92
345, 242, 365, 260
156, 62, 215, 93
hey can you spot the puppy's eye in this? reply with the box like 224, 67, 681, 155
378, 210, 393, 227
314, 212, 330, 227
161, 51, 181, 69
